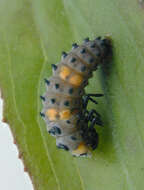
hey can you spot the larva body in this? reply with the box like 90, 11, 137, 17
40, 37, 112, 157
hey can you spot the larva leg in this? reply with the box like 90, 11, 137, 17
81, 99, 102, 126
82, 94, 103, 126
89, 117, 103, 127
82, 95, 98, 109
86, 109, 103, 127
88, 97, 98, 105
86, 93, 104, 97
80, 112, 101, 150
87, 109, 101, 119
81, 125, 99, 150
82, 93, 103, 108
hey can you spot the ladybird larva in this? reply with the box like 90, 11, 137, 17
40, 37, 112, 157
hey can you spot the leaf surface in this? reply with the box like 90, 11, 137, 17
0, 0, 144, 189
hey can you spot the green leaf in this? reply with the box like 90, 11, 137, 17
0, 0, 144, 189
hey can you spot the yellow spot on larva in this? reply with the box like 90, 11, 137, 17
72, 142, 89, 155
46, 109, 58, 121
69, 74, 83, 86
60, 66, 71, 80
60, 109, 71, 120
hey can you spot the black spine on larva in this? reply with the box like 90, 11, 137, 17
40, 37, 112, 153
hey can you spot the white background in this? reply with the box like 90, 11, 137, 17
0, 95, 33, 190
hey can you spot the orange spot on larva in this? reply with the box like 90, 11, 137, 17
72, 142, 89, 155
60, 66, 71, 80
69, 74, 83, 86
59, 109, 71, 120
46, 109, 58, 121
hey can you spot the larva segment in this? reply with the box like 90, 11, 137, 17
43, 107, 71, 121
45, 76, 85, 97
53, 65, 88, 87
43, 94, 82, 110
56, 131, 83, 151
45, 113, 80, 129
43, 102, 81, 122
83, 40, 102, 59
60, 53, 91, 76
71, 46, 97, 69
46, 121, 78, 137
58, 66, 84, 87
58, 65, 83, 87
